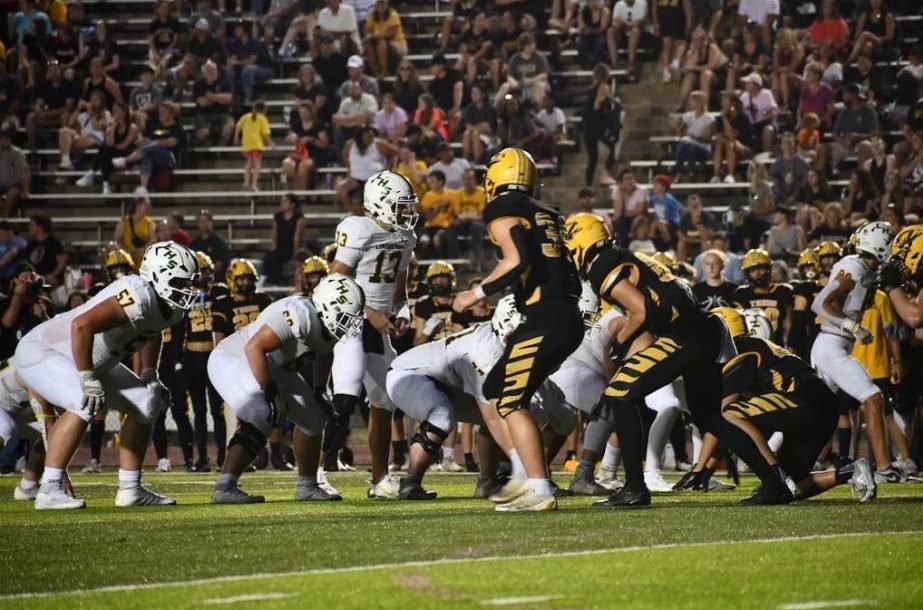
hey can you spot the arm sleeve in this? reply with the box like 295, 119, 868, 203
331, 332, 365, 397
479, 223, 531, 296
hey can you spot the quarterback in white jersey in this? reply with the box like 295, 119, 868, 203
208, 274, 364, 504
811, 221, 897, 480
15, 241, 199, 510
329, 169, 419, 499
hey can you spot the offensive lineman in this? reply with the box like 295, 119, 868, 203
16, 241, 199, 509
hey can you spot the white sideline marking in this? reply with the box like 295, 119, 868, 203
482, 595, 563, 606
0, 530, 919, 601
203, 593, 297, 605
779, 601, 877, 610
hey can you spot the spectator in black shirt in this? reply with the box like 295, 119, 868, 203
0, 63, 22, 135
227, 20, 273, 105
405, 123, 438, 164
293, 64, 334, 126
78, 20, 121, 78
113, 102, 184, 190
81, 56, 123, 109
0, 270, 54, 360
312, 35, 349, 92
46, 25, 81, 76
190, 210, 230, 277
461, 82, 497, 162
428, 54, 464, 138
392, 58, 425, 115
23, 215, 66, 288
172, 18, 222, 96
693, 248, 738, 310
192, 60, 234, 146
148, 0, 183, 77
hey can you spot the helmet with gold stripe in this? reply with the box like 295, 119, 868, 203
104, 247, 135, 282
892, 226, 923, 283
651, 251, 676, 272
797, 248, 820, 280
194, 251, 215, 285
425, 261, 456, 296
741, 248, 772, 287
563, 212, 610, 276
226, 258, 258, 296
484, 147, 537, 200
302, 256, 330, 295
711, 306, 746, 339
814, 241, 842, 275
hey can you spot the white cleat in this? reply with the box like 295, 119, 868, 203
13, 482, 38, 501
81, 458, 101, 474
851, 457, 877, 503
317, 469, 341, 497
115, 485, 177, 507
156, 458, 172, 473
644, 469, 675, 492
35, 482, 86, 510
893, 458, 919, 476
212, 484, 265, 504
488, 477, 531, 503
441, 458, 464, 472
596, 466, 624, 491
495, 489, 557, 512
368, 474, 400, 499
706, 477, 737, 491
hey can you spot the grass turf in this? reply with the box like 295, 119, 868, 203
0, 471, 921, 610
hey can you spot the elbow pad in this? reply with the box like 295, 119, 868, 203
480, 224, 531, 296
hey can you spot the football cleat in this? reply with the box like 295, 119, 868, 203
644, 469, 675, 492
465, 455, 479, 473
593, 484, 652, 508
316, 469, 341, 497
368, 474, 400, 499
193, 458, 212, 473
441, 458, 464, 473
295, 482, 342, 502
212, 484, 265, 504
850, 457, 877, 503
35, 482, 86, 510
706, 477, 737, 492
673, 469, 706, 491
893, 458, 919, 476
550, 479, 573, 498
474, 476, 507, 499
494, 489, 556, 512
569, 471, 611, 496
156, 458, 172, 473
81, 458, 101, 474
488, 477, 530, 503
874, 467, 907, 484
595, 466, 623, 491
398, 478, 438, 500
739, 484, 794, 506
115, 485, 177, 507
13, 482, 38, 501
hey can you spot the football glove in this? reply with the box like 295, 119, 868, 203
79, 371, 105, 416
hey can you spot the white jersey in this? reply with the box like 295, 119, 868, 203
334, 215, 416, 313
565, 308, 621, 376
21, 275, 183, 372
390, 323, 504, 403
0, 360, 28, 415
814, 255, 876, 337
214, 296, 333, 368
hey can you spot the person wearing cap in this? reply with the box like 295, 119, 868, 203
192, 61, 235, 146
171, 16, 222, 95
739, 71, 778, 154
830, 83, 880, 171
316, 0, 361, 56
336, 54, 380, 100
312, 35, 349, 90
227, 20, 273, 105
127, 65, 164, 135
27, 60, 79, 151
0, 124, 29, 217
332, 80, 378, 150
0, 268, 54, 361
650, 174, 681, 240
363, 0, 406, 78
0, 221, 27, 282
190, 0, 224, 41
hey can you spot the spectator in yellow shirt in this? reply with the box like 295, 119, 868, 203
364, 0, 407, 77
395, 144, 428, 198
418, 170, 458, 258
449, 168, 486, 265
234, 101, 273, 191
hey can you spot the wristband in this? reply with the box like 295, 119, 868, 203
473, 285, 487, 300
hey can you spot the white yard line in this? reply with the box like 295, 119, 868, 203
1, 530, 919, 601
779, 600, 878, 610
482, 595, 564, 606
203, 593, 297, 605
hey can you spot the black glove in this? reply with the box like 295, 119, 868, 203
263, 382, 281, 426
673, 468, 713, 491
879, 261, 903, 292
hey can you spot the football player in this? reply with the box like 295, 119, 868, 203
788, 248, 823, 359
811, 221, 901, 482
299, 256, 330, 298
712, 307, 877, 504
451, 148, 584, 512
208, 274, 365, 503
329, 170, 418, 499
564, 213, 772, 508
815, 241, 842, 283
732, 249, 794, 346
182, 251, 229, 472
16, 241, 199, 509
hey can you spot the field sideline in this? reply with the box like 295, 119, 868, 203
1, 472, 922, 610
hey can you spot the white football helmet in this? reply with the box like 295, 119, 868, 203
491, 294, 523, 342
139, 241, 200, 310
854, 221, 895, 263
363, 170, 419, 231
742, 308, 773, 341
312, 273, 365, 339
578, 281, 600, 329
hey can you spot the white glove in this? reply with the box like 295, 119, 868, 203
422, 317, 444, 337
79, 370, 105, 416
395, 302, 411, 323
843, 319, 873, 345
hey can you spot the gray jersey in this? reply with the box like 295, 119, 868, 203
333, 215, 416, 313
814, 255, 876, 336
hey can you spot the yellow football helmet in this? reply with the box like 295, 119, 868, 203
711, 307, 747, 339
226, 258, 258, 295
894, 228, 923, 281
425, 261, 456, 285
195, 251, 215, 272
652, 251, 677, 271
890, 225, 923, 266
741, 248, 772, 271
814, 241, 842, 260
484, 147, 537, 200
797, 248, 818, 269
563, 213, 610, 274
105, 247, 134, 270
323, 243, 338, 264
303, 256, 330, 277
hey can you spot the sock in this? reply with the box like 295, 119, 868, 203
392, 440, 408, 463
718, 422, 779, 489
583, 418, 613, 457
41, 467, 63, 486
837, 428, 852, 459
217, 472, 238, 487
118, 469, 141, 490
602, 443, 620, 471
834, 461, 855, 484
611, 400, 645, 487
270, 441, 282, 459
464, 452, 475, 463
528, 477, 552, 496
575, 458, 595, 478
19, 478, 38, 491
297, 474, 317, 486
645, 406, 678, 471
509, 449, 526, 480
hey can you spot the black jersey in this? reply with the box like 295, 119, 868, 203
413, 295, 489, 341
693, 280, 738, 310
789, 280, 821, 359
588, 247, 705, 337
160, 319, 185, 362
184, 283, 229, 346
483, 191, 581, 309
732, 283, 794, 344
723, 336, 818, 399
211, 291, 273, 336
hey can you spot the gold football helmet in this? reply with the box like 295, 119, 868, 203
226, 258, 258, 296
741, 248, 772, 271
797, 248, 820, 278
711, 307, 747, 339
104, 247, 135, 281
563, 213, 610, 274
484, 147, 537, 200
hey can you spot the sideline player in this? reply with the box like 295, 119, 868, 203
452, 148, 584, 512
732, 249, 794, 346
16, 241, 199, 509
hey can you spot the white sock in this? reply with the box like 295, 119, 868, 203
19, 478, 38, 491
645, 406, 678, 471
118, 469, 141, 490
767, 431, 784, 453
509, 449, 526, 479
217, 473, 238, 487
691, 427, 703, 463
41, 467, 64, 486
297, 475, 317, 486
528, 477, 552, 497
602, 443, 620, 471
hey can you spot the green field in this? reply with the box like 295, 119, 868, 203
1, 471, 922, 610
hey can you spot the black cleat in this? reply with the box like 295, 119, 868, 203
474, 476, 507, 499
465, 456, 479, 473
739, 485, 794, 506
193, 458, 211, 473
398, 478, 437, 500
593, 484, 652, 508
550, 479, 573, 498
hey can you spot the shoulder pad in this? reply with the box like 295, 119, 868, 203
335, 216, 373, 249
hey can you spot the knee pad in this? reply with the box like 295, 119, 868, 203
411, 420, 449, 457
228, 421, 268, 458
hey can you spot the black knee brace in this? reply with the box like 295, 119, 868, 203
228, 421, 267, 458
411, 420, 449, 457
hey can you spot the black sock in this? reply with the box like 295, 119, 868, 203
834, 460, 855, 484
270, 442, 282, 460
392, 440, 408, 463
611, 400, 645, 487
89, 420, 105, 461
837, 427, 852, 460
464, 452, 476, 463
